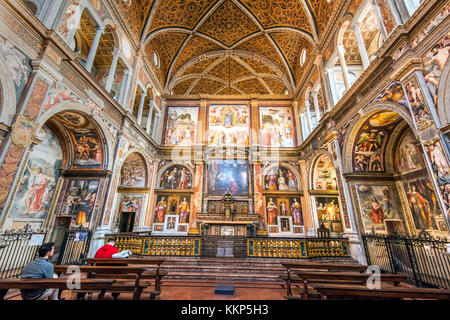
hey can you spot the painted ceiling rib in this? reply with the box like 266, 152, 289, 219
139, 0, 161, 44
185, 57, 226, 94
299, 0, 319, 42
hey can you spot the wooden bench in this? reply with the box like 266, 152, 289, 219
281, 262, 368, 296
84, 258, 166, 294
288, 271, 408, 299
0, 278, 115, 300
54, 265, 153, 300
311, 283, 450, 300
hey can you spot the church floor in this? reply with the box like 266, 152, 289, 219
4, 279, 288, 300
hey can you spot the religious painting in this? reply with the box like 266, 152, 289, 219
120, 153, 147, 187
396, 130, 425, 174
315, 196, 343, 233
154, 194, 167, 223
166, 217, 176, 230
266, 197, 278, 225
159, 165, 192, 190
355, 184, 404, 234
207, 160, 248, 196
259, 107, 295, 147
402, 177, 442, 231
425, 140, 450, 206
72, 130, 103, 168
43, 83, 81, 111
164, 107, 198, 146
8, 126, 62, 223
404, 77, 434, 130
375, 0, 397, 36
207, 105, 249, 146
10, 115, 38, 149
373, 81, 409, 109
61, 179, 100, 228
0, 35, 31, 102
263, 166, 298, 191
313, 154, 337, 191
154, 194, 191, 224
117, 194, 143, 226
353, 112, 402, 172
277, 198, 290, 217
423, 34, 450, 106
289, 198, 303, 226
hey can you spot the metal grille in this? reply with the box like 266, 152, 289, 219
57, 228, 92, 265
363, 232, 450, 289
201, 235, 247, 258
0, 225, 46, 279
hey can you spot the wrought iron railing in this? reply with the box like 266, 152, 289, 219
0, 224, 46, 279
57, 228, 92, 265
362, 232, 450, 289
106, 234, 201, 257
247, 237, 350, 258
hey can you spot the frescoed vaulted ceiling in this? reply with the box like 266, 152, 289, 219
137, 0, 341, 96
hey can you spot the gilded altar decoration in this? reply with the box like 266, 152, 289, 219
10, 115, 38, 149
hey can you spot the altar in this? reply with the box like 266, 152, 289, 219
197, 191, 259, 237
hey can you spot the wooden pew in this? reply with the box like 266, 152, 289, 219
289, 271, 408, 299
84, 258, 167, 295
280, 262, 368, 296
0, 278, 115, 300
54, 265, 152, 300
311, 283, 450, 300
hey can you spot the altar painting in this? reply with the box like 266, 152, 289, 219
207, 160, 248, 196
315, 196, 343, 233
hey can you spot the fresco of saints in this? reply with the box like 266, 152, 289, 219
224, 108, 234, 127
154, 197, 167, 223
75, 192, 91, 226
325, 200, 339, 221
356, 131, 382, 153
167, 167, 178, 189
267, 198, 278, 225
291, 199, 303, 225
179, 197, 189, 223
427, 142, 450, 185
24, 166, 46, 214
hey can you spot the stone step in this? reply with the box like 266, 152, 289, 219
164, 272, 284, 282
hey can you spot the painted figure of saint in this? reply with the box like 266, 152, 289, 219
177, 168, 189, 189
75, 192, 90, 226
278, 170, 289, 191
179, 197, 189, 223
267, 198, 278, 225
167, 167, 178, 189
288, 172, 296, 190
428, 143, 450, 184
325, 200, 339, 221
25, 167, 46, 214
154, 196, 167, 223
280, 201, 288, 216
291, 199, 303, 225
408, 185, 434, 230
224, 108, 234, 127
370, 197, 384, 224
266, 173, 278, 190
229, 176, 239, 194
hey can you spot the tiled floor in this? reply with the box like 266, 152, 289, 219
5, 280, 289, 300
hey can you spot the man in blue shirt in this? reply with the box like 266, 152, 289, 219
21, 242, 59, 300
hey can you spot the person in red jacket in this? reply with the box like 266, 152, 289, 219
94, 239, 119, 258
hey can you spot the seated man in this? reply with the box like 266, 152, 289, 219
21, 242, 59, 300
94, 239, 131, 259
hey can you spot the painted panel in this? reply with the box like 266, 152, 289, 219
159, 164, 192, 189
164, 107, 198, 146
207, 159, 248, 196
120, 153, 147, 187
6, 126, 62, 227
355, 184, 406, 234
207, 105, 249, 146
263, 166, 298, 191
313, 154, 337, 191
60, 179, 100, 228
315, 196, 343, 233
259, 107, 295, 147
